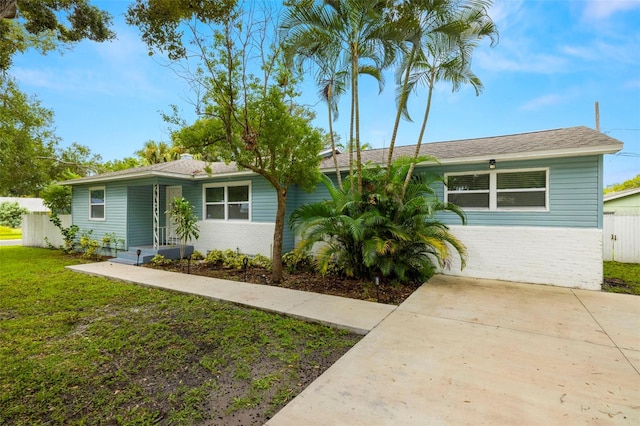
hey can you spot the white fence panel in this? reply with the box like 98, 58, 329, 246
21, 213, 71, 248
603, 214, 640, 263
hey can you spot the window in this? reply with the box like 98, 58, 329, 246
204, 183, 250, 220
447, 173, 490, 209
89, 187, 105, 220
445, 169, 548, 211
496, 170, 547, 209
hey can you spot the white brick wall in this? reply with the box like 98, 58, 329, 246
442, 225, 603, 290
194, 221, 275, 257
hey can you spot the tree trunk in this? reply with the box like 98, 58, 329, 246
327, 94, 343, 190
271, 187, 287, 283
386, 47, 415, 178
402, 71, 436, 198
352, 48, 363, 193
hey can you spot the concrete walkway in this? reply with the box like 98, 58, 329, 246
67, 262, 395, 335
68, 263, 640, 424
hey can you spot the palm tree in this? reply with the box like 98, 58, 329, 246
283, 24, 349, 189
136, 140, 179, 165
290, 157, 467, 283
388, 0, 498, 196
281, 0, 397, 193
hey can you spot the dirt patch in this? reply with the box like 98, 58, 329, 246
602, 277, 635, 294
149, 262, 421, 305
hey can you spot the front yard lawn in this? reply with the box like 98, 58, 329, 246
0, 225, 21, 240
603, 261, 640, 295
0, 247, 360, 425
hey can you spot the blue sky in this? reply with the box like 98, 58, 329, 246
11, 0, 640, 186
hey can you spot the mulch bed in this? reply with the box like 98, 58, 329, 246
148, 261, 421, 305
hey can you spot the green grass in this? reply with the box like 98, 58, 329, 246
0, 246, 360, 424
0, 225, 21, 240
603, 261, 640, 295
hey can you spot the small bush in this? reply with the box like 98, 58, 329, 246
49, 213, 79, 253
250, 254, 272, 270
204, 249, 261, 269
191, 250, 205, 261
79, 230, 100, 259
282, 251, 314, 273
0, 201, 29, 228
150, 254, 172, 266
222, 251, 245, 269
203, 249, 227, 266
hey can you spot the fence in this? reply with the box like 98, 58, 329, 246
603, 214, 640, 263
21, 213, 71, 248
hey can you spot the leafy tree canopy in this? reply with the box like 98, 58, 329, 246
0, 76, 102, 196
125, 0, 236, 60
0, 76, 58, 195
0, 0, 115, 72
130, 2, 325, 282
605, 174, 640, 194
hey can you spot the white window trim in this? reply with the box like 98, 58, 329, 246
445, 168, 549, 212
203, 181, 252, 221
89, 186, 106, 221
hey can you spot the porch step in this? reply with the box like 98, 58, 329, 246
114, 251, 156, 265
113, 245, 194, 265
109, 257, 141, 266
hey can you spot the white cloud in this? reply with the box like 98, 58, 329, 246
582, 0, 640, 21
475, 48, 567, 74
624, 79, 640, 89
520, 94, 564, 111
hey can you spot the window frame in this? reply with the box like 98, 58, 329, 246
203, 181, 251, 221
89, 186, 106, 221
445, 168, 549, 212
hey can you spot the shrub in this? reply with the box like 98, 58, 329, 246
222, 250, 245, 269
48, 213, 79, 253
203, 249, 227, 266
150, 254, 171, 266
79, 230, 101, 259
204, 249, 259, 269
290, 158, 467, 284
250, 254, 272, 270
191, 250, 205, 261
0, 201, 29, 228
282, 251, 313, 273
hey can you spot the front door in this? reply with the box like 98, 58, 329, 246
166, 186, 182, 244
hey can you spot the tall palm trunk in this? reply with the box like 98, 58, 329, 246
348, 62, 356, 194
326, 87, 343, 189
351, 42, 363, 193
402, 69, 436, 198
386, 46, 415, 180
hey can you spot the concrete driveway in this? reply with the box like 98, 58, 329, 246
268, 275, 640, 425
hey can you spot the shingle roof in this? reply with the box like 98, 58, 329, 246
63, 126, 622, 185
319, 126, 623, 169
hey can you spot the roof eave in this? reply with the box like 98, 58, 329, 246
319, 145, 623, 173
604, 188, 640, 202
432, 144, 623, 166
60, 170, 199, 185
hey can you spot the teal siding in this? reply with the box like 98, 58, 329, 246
70, 153, 604, 257
127, 186, 152, 247
251, 177, 277, 222
293, 156, 603, 229
425, 156, 602, 228
71, 179, 201, 249
196, 175, 276, 223
71, 183, 128, 246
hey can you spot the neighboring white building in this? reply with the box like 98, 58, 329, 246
0, 197, 49, 212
